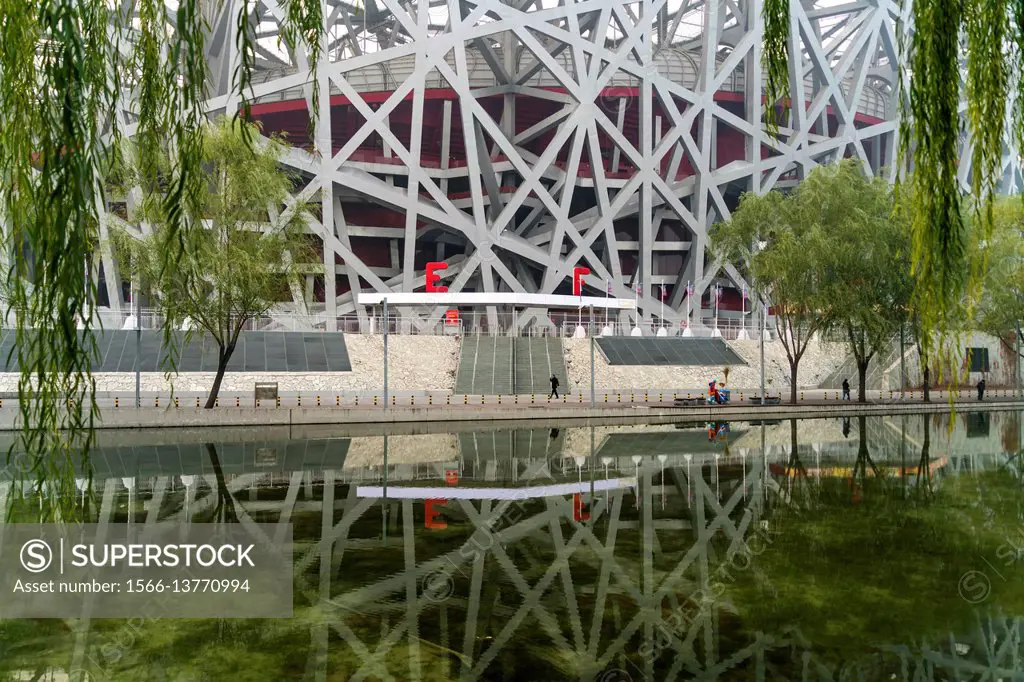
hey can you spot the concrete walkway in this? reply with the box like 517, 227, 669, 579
0, 389, 1019, 431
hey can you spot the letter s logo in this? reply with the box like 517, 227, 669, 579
20, 539, 53, 573
426, 262, 448, 293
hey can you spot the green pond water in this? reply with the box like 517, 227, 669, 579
1, 411, 1024, 681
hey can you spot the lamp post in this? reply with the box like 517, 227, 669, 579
660, 284, 665, 332
683, 281, 693, 337
712, 285, 721, 337
759, 297, 766, 402
1017, 320, 1022, 398
605, 279, 610, 330
383, 298, 389, 408
134, 277, 141, 408
738, 286, 747, 339
899, 322, 906, 399
590, 305, 596, 407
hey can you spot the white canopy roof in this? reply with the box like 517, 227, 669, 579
357, 292, 636, 309
356, 477, 637, 500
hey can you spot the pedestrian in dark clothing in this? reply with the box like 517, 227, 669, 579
549, 375, 560, 399
842, 379, 851, 401
977, 378, 985, 401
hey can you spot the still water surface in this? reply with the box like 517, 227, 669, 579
1, 411, 1023, 681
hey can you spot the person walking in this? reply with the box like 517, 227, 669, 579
549, 375, 560, 399
842, 378, 851, 401
977, 378, 985, 401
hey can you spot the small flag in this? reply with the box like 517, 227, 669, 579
606, 278, 612, 295
715, 286, 722, 302
686, 281, 693, 297
635, 280, 641, 296
660, 284, 667, 300
742, 286, 748, 301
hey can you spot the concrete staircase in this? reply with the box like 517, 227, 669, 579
819, 339, 909, 391
454, 337, 568, 395
514, 338, 570, 394
459, 428, 567, 469
454, 337, 513, 394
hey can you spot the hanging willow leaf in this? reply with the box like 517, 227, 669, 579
764, 0, 1023, 397
133, 0, 172, 193
0, 0, 110, 519
964, 0, 1008, 305
761, 0, 789, 136
279, 0, 325, 145
902, 0, 966, 342
1012, 1, 1024, 176
234, 0, 257, 148
157, 0, 210, 385
0, 1, 323, 519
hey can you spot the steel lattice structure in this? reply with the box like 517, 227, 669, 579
98, 0, 1021, 331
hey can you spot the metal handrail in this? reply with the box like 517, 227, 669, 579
13, 306, 778, 339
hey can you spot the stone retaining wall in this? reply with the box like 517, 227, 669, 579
0, 335, 459, 394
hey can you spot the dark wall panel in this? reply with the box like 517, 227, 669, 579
0, 330, 352, 373
596, 338, 745, 367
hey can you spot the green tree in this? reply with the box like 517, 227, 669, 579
0, 1, 323, 504
890, 183, 978, 401
762, 0, 1022, 353
975, 198, 1024, 363
113, 118, 318, 409
815, 162, 913, 402
709, 169, 831, 404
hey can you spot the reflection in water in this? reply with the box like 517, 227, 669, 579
706, 420, 729, 442
1, 412, 1024, 680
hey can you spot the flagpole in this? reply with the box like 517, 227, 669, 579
738, 287, 748, 340
660, 285, 665, 331
634, 279, 639, 330
683, 281, 692, 337
605, 279, 610, 331
713, 285, 720, 337
742, 287, 747, 340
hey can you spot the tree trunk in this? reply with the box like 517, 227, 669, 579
206, 442, 238, 523
857, 415, 879, 476
787, 418, 807, 477
857, 359, 869, 403
790, 361, 799, 404
855, 414, 869, 491
918, 413, 932, 493
204, 344, 235, 409
922, 364, 930, 403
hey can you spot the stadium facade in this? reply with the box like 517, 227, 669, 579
100, 0, 1020, 333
